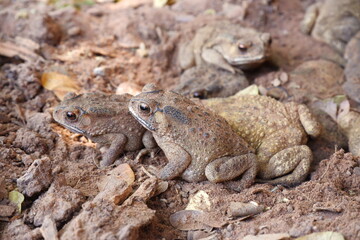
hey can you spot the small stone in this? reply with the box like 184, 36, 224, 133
279, 72, 289, 83
353, 167, 360, 176
67, 26, 81, 37
226, 223, 235, 232
93, 67, 110, 77
287, 205, 294, 212
271, 78, 281, 87
258, 85, 268, 96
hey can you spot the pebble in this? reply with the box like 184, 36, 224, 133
279, 72, 289, 83
226, 223, 235, 231
67, 26, 81, 37
93, 67, 110, 77
271, 78, 281, 87
353, 167, 360, 176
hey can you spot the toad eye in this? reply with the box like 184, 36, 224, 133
139, 103, 151, 114
193, 90, 207, 99
65, 111, 78, 121
238, 40, 253, 51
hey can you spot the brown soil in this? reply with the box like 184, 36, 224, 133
0, 0, 359, 239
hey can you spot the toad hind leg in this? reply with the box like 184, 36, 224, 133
257, 145, 312, 186
205, 153, 257, 190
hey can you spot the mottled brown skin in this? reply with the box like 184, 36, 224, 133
53, 92, 156, 167
179, 21, 271, 73
301, 0, 360, 53
173, 66, 249, 99
203, 94, 321, 186
129, 84, 257, 191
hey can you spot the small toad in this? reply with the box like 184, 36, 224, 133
172, 66, 249, 99
203, 93, 321, 186
178, 21, 272, 73
301, 0, 360, 53
53, 92, 157, 167
129, 84, 257, 191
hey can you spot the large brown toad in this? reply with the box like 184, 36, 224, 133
129, 84, 257, 191
301, 0, 360, 53
203, 94, 321, 186
53, 92, 157, 167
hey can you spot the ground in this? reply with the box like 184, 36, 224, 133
0, 0, 359, 239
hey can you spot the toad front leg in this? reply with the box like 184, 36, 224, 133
95, 134, 128, 167
158, 142, 192, 180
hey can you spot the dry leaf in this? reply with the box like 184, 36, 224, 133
185, 190, 211, 212
8, 190, 25, 213
41, 72, 80, 100
0, 41, 42, 62
295, 231, 344, 240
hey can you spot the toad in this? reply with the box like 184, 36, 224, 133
301, 0, 360, 53
203, 93, 321, 186
129, 84, 257, 191
172, 66, 249, 99
53, 92, 157, 167
178, 21, 272, 73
